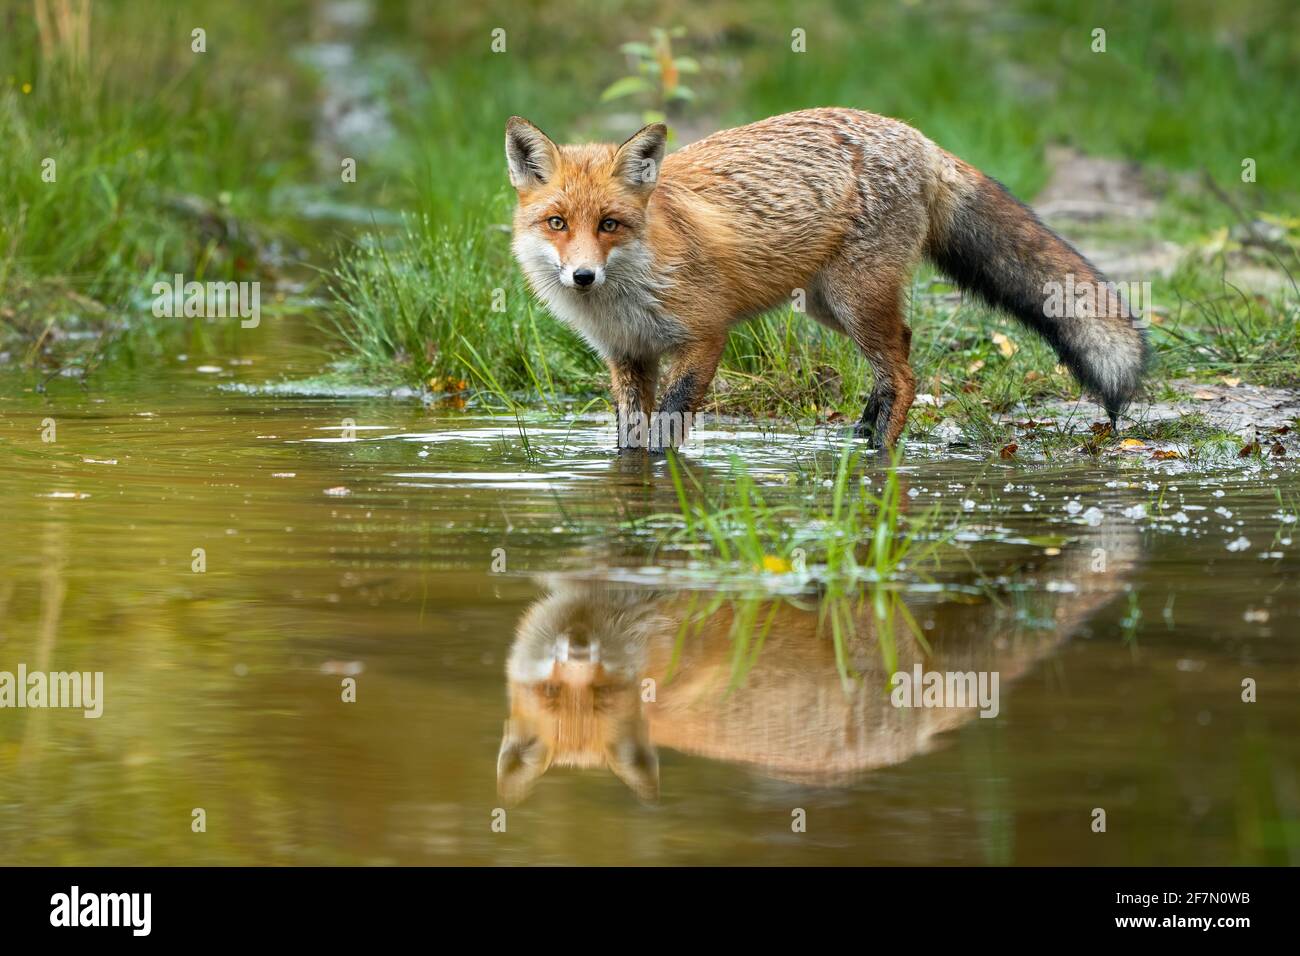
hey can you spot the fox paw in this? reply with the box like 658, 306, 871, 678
853, 396, 883, 448
852, 420, 882, 450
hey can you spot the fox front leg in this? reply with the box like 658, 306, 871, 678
609, 355, 658, 451
649, 336, 726, 453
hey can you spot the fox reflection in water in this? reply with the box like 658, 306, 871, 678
498, 525, 1138, 804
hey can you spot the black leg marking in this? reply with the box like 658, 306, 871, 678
650, 372, 697, 453
853, 393, 880, 440
853, 389, 893, 450
657, 371, 696, 417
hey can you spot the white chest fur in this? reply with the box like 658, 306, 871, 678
515, 236, 686, 361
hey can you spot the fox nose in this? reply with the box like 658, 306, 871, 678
556, 634, 600, 663
569, 637, 599, 662
573, 268, 596, 287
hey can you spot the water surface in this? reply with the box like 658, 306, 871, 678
1, 325, 1297, 865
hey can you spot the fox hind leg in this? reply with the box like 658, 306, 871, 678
817, 266, 915, 448
857, 318, 913, 447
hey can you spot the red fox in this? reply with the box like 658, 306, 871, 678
497, 522, 1139, 804
506, 108, 1148, 449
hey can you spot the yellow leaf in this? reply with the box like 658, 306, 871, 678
1120, 438, 1146, 449
760, 555, 791, 574
992, 332, 1018, 357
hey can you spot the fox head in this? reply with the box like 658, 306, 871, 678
497, 579, 664, 805
505, 117, 666, 296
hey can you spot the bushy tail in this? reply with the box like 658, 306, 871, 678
925, 157, 1148, 423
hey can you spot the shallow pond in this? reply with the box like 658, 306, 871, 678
1, 323, 1298, 865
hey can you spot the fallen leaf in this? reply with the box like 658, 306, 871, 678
1270, 442, 1286, 458
1238, 442, 1261, 458
428, 376, 469, 393
1120, 438, 1146, 449
992, 332, 1018, 357
1151, 449, 1180, 461
999, 442, 1018, 459
1220, 376, 1241, 387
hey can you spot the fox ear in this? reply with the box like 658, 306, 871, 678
606, 721, 659, 803
497, 717, 554, 806
505, 116, 559, 190
613, 123, 667, 193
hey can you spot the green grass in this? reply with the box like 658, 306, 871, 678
1154, 256, 1300, 388
325, 215, 603, 402
0, 0, 319, 362
652, 441, 956, 584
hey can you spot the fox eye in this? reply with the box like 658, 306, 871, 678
599, 218, 619, 233
541, 683, 561, 700
546, 216, 566, 231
